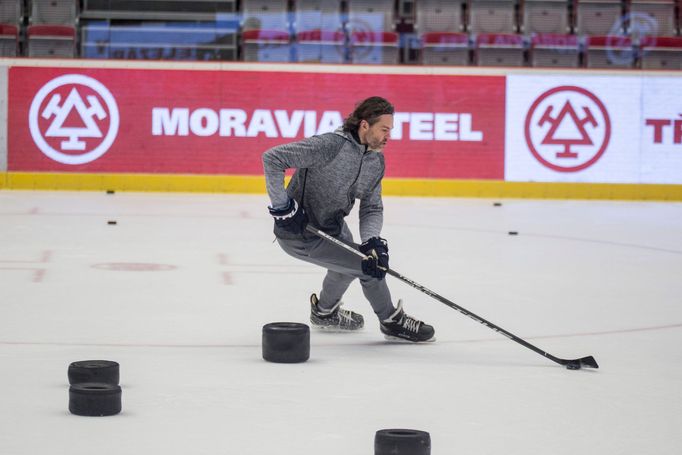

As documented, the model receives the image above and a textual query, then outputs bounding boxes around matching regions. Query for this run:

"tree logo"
[29,74,119,165]
[524,86,611,172]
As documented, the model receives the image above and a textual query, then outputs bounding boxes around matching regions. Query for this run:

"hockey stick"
[306,224,599,370]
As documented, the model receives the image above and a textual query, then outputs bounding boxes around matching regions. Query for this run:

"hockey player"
[262,96,434,342]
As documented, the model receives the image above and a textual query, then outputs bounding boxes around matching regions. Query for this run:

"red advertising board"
[8,66,505,179]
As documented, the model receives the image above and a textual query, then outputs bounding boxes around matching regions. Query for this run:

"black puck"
[106,190,115,194]
[107,220,117,225]
[262,322,310,363]
[69,383,122,416]
[68,360,120,385]
[493,202,502,207]
[375,429,431,455]
[508,231,518,235]
[566,363,581,370]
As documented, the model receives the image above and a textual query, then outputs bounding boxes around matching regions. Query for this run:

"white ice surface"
[0,191,681,455]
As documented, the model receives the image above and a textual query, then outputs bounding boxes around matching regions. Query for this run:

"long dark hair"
[342,96,394,132]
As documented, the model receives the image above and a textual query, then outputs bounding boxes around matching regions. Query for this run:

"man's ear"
[359,119,369,131]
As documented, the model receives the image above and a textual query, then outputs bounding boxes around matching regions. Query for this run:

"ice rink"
[1,190,680,455]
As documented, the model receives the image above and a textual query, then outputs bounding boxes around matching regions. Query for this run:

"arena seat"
[639,36,682,69]
[585,35,634,68]
[294,0,345,63]
[422,32,471,65]
[475,32,525,66]
[242,29,292,61]
[416,0,466,34]
[629,0,677,38]
[350,31,400,64]
[0,0,22,25]
[522,0,571,34]
[80,0,237,21]
[0,24,19,57]
[81,22,239,60]
[530,33,580,67]
[347,0,396,34]
[242,0,291,62]
[416,0,469,65]
[30,0,78,25]
[469,0,517,34]
[27,24,76,58]
[574,0,624,35]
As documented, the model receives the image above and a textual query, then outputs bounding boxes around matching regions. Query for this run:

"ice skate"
[380,300,435,342]
[310,293,364,331]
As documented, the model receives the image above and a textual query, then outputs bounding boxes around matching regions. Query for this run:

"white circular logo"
[29,74,119,165]
[524,86,611,172]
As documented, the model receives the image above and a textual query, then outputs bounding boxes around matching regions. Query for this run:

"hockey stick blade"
[561,356,599,370]
[305,224,600,370]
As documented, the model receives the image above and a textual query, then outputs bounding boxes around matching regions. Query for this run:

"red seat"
[27,25,77,58]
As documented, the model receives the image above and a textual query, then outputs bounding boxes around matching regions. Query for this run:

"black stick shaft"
[305,224,593,368]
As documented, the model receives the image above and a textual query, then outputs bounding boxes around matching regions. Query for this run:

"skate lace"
[400,314,422,333]
[338,308,355,321]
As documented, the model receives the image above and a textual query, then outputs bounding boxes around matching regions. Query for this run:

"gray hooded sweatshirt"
[262,128,384,242]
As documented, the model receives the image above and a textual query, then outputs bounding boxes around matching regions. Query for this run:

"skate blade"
[312,325,363,333]
[383,335,436,343]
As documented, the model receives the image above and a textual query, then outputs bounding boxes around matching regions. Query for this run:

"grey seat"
[469,0,517,34]
[241,0,290,62]
[530,33,580,67]
[522,0,571,34]
[295,0,345,63]
[574,0,624,35]
[30,0,77,25]
[629,0,677,38]
[347,0,396,34]
[0,0,22,25]
[27,25,76,58]
[640,36,682,69]
[0,24,19,57]
[416,0,466,34]
[585,35,634,68]
[476,33,525,66]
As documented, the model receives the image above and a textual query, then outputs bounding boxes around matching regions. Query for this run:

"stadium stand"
[27,24,77,58]
[350,31,400,64]
[469,0,518,34]
[348,0,396,33]
[0,23,19,57]
[422,32,471,65]
[80,0,237,20]
[639,36,682,69]
[347,0,399,64]
[242,0,291,62]
[416,0,466,33]
[0,0,22,25]
[522,0,571,34]
[30,0,78,25]
[629,0,677,38]
[81,21,239,60]
[585,35,635,68]
[530,32,580,67]
[294,0,346,63]
[574,0,625,35]
[417,0,470,65]
[475,32,525,65]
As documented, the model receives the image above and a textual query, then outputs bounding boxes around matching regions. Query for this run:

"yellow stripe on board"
[1,172,682,201]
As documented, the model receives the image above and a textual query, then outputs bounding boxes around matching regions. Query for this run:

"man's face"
[361,114,394,151]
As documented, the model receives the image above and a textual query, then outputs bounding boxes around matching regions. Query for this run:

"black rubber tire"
[375,429,431,455]
[69,383,122,417]
[68,360,120,385]
[262,322,310,363]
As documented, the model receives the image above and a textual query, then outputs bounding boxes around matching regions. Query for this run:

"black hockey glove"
[268,198,308,235]
[359,237,389,280]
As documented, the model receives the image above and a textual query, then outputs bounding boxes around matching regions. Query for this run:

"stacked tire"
[68,360,122,417]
